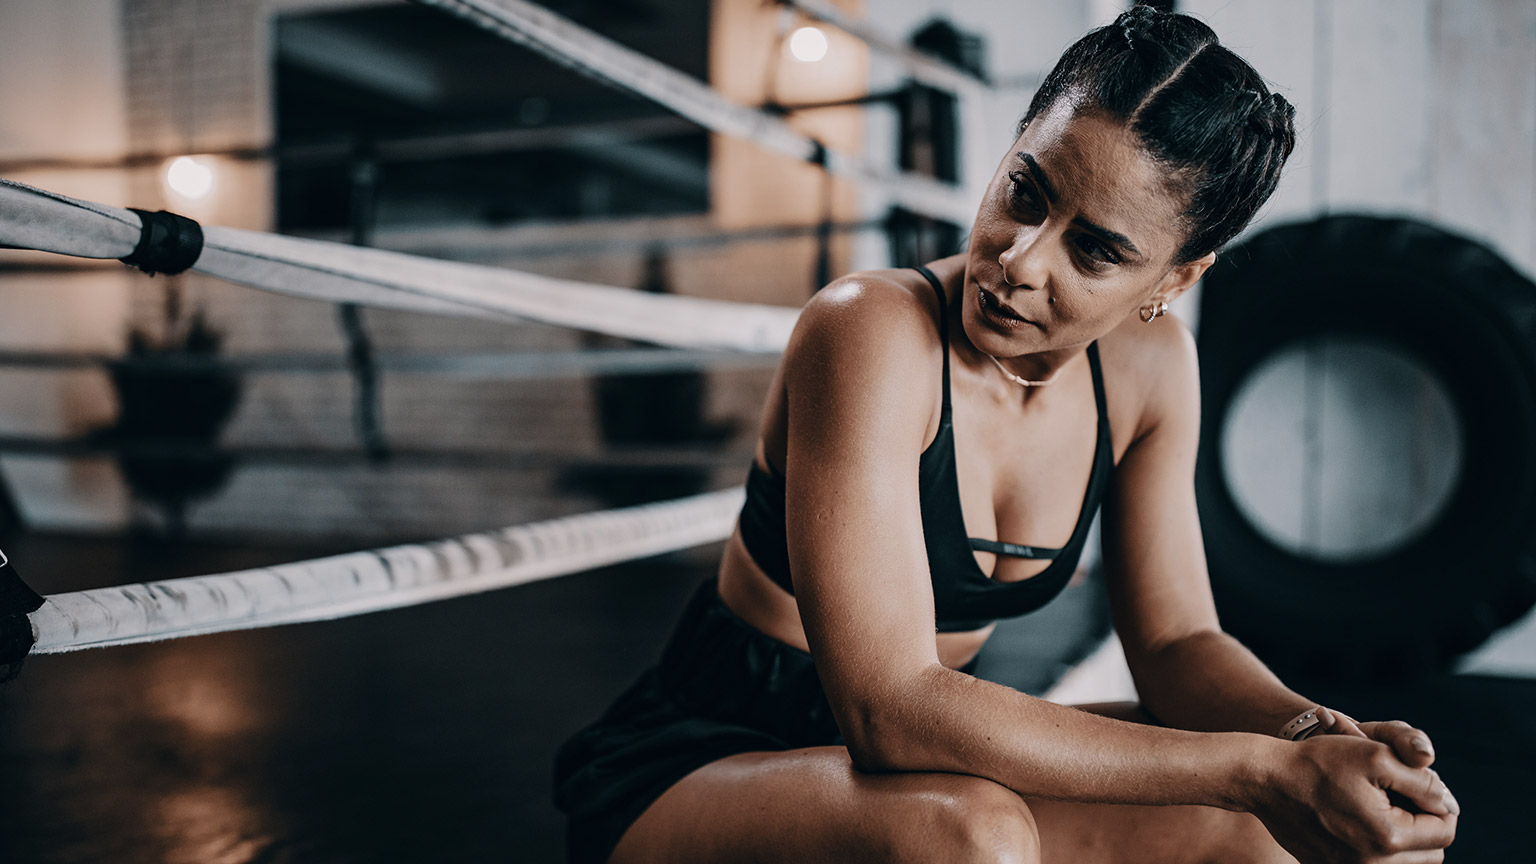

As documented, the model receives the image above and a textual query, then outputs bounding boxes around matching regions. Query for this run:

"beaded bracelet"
[1278,707,1325,741]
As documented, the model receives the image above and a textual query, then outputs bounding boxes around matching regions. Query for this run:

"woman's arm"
[1098,322,1448,757]
[1097,321,1458,814]
[1098,320,1325,737]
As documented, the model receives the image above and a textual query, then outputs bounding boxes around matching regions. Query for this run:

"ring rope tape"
[28,488,745,653]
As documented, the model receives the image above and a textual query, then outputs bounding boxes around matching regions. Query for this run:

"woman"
[556,7,1459,863]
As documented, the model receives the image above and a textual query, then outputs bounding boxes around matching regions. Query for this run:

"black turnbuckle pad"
[0,548,44,683]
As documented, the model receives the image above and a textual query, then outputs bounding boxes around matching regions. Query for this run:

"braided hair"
[1021,4,1297,264]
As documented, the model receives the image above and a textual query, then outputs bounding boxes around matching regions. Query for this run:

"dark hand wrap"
[0,553,42,683]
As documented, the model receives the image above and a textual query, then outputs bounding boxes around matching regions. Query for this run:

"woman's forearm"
[847,662,1284,813]
[1128,629,1316,737]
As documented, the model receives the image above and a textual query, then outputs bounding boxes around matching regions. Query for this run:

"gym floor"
[0,530,1530,863]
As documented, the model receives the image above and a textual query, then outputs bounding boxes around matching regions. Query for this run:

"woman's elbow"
[841,702,912,772]
[835,675,942,773]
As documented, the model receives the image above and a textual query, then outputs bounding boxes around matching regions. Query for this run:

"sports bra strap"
[968,537,1061,560]
[911,265,951,415]
[1086,341,1108,420]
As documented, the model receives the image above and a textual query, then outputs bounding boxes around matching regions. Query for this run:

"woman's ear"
[1155,250,1216,306]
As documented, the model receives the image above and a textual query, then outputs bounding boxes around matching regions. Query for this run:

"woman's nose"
[997,229,1047,289]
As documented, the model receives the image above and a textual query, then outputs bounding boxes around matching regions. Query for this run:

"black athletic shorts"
[553,579,842,863]
[553,578,978,863]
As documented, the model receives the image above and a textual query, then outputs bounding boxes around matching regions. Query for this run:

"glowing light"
[788,26,828,63]
[165,156,214,200]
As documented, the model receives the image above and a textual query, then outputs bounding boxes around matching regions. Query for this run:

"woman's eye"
[1002,172,1120,272]
[1006,171,1040,213]
[1076,236,1121,269]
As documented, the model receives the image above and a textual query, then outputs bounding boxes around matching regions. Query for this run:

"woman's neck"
[942,281,1084,402]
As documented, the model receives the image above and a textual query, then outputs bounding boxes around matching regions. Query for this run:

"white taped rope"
[28,488,744,653]
[0,179,800,353]
[783,0,991,100]
[414,0,973,224]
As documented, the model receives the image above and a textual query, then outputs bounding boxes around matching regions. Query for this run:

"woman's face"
[962,98,1214,358]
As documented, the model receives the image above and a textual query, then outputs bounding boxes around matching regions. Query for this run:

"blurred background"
[0,0,1532,861]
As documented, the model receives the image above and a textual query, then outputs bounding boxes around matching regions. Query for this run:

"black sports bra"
[737,265,1114,632]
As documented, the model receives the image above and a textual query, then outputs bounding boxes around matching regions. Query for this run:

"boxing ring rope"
[413,0,974,224]
[26,488,743,653]
[0,179,800,353]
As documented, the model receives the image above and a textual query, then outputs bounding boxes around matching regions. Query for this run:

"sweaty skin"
[617,101,1458,864]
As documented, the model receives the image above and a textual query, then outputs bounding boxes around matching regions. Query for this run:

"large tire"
[1196,215,1536,681]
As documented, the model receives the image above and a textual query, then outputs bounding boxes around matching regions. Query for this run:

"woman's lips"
[977,285,1039,329]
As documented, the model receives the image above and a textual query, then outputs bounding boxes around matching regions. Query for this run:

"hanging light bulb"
[164,156,214,200]
[788,26,829,63]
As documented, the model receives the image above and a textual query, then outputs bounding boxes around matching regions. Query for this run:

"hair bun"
[1118,4,1162,28]
[1240,89,1295,135]
[1118,4,1164,58]
[1236,87,1265,116]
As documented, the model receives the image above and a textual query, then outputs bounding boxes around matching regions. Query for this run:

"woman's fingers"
[1318,707,1367,738]
[1376,749,1459,818]
[1261,737,1456,863]
[1379,805,1459,855]
[1365,767,1458,858]
[1360,719,1437,768]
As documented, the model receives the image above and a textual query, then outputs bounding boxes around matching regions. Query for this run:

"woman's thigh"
[610,746,1038,864]
[611,737,1296,864]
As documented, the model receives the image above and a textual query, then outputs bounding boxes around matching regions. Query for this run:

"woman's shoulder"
[802,267,943,325]
[781,267,949,431]
[788,267,947,368]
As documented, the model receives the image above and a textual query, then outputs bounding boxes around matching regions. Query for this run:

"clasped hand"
[1256,709,1458,864]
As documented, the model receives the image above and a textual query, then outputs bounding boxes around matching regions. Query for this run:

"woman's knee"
[884,775,1040,864]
